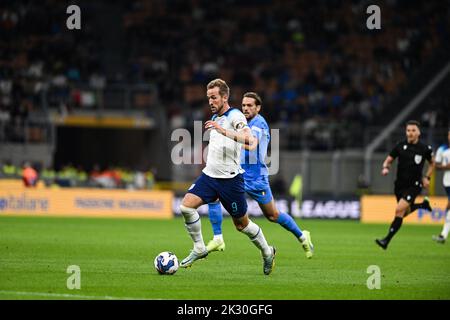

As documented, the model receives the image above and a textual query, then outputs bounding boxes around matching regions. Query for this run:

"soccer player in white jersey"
[179,79,276,275]
[206,92,314,259]
[433,129,450,244]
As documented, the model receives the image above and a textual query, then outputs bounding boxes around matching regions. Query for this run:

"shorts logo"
[403,145,407,150]
[188,184,195,191]
[414,155,422,164]
[407,195,411,201]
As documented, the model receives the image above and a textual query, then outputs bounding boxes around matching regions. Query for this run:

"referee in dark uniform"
[375,120,435,250]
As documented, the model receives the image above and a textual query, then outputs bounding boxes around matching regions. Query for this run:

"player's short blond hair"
[207,79,230,98]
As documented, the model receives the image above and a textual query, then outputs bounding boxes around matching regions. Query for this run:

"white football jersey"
[203,108,248,178]
[435,144,450,186]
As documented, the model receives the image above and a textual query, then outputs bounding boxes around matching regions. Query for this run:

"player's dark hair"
[243,92,262,106]
[406,120,420,128]
[207,79,230,98]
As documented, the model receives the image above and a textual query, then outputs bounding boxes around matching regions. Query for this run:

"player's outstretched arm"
[224,126,256,146]
[243,135,258,151]
[435,159,450,170]
[436,163,450,169]
[204,120,255,145]
[381,155,394,176]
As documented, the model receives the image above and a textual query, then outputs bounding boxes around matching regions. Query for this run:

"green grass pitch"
[0,216,449,300]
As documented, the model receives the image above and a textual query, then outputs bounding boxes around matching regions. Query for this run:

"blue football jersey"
[240,114,270,181]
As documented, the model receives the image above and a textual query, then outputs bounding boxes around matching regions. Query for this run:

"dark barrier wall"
[54,126,171,178]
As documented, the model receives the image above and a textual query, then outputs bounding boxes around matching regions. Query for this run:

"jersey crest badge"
[414,155,422,164]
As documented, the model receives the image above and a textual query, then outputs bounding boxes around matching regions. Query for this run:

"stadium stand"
[0,0,449,192]
[1,0,449,150]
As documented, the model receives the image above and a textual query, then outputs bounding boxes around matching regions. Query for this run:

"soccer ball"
[154,251,178,275]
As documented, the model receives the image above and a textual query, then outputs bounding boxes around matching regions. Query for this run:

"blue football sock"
[276,212,303,238]
[208,201,223,236]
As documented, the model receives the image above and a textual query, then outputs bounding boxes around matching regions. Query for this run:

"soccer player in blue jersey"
[206,92,314,258]
[179,80,276,275]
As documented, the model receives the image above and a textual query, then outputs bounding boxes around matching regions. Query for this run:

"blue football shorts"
[187,173,248,218]
[244,175,273,205]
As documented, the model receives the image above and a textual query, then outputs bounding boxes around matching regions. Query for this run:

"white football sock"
[180,205,206,253]
[213,234,224,243]
[241,220,271,257]
[442,209,450,239]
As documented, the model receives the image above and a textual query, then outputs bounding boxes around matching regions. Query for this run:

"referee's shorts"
[394,181,422,204]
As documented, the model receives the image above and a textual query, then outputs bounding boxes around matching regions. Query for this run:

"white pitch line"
[0,290,162,300]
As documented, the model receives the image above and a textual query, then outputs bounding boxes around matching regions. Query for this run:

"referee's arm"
[422,156,435,189]
[381,155,395,176]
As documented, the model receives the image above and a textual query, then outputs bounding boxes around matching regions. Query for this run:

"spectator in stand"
[1,160,18,178]
[22,161,38,187]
